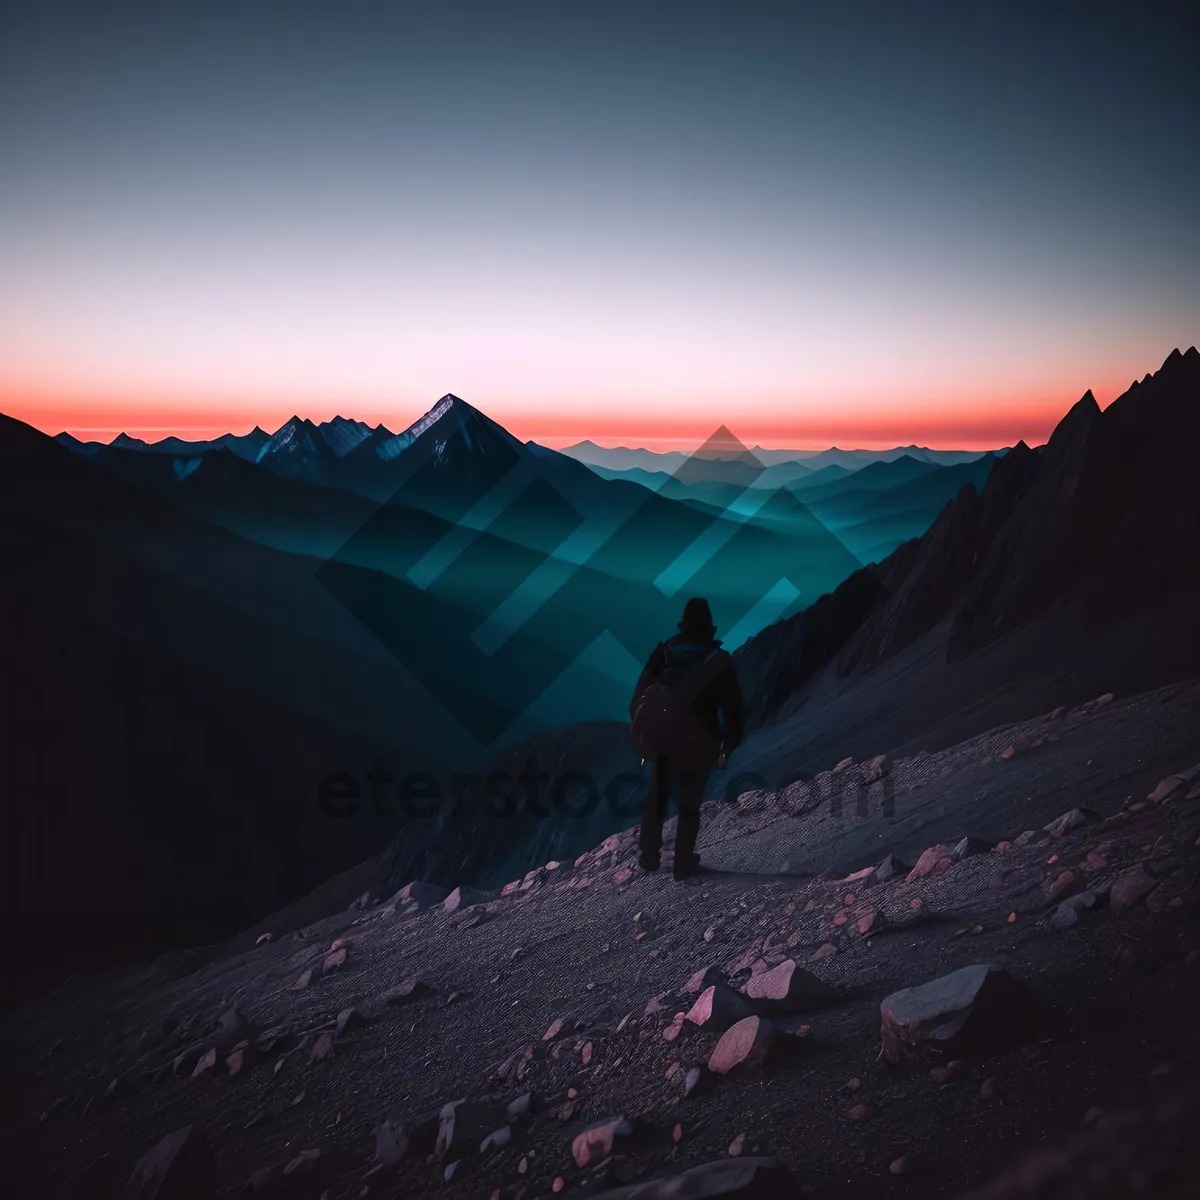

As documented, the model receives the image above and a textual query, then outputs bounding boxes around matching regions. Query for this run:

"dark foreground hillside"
[3,676,1198,1198]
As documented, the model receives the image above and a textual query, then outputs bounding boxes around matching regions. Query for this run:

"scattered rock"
[373,1118,409,1167]
[189,1048,217,1080]
[742,960,839,1013]
[1044,809,1089,838]
[890,1155,914,1176]
[853,909,884,937]
[708,1016,777,1076]
[728,1132,746,1156]
[391,880,449,910]
[375,977,429,1008]
[1148,776,1185,803]
[682,965,724,995]
[880,964,1031,1063]
[336,1007,367,1036]
[572,1117,635,1168]
[908,845,956,880]
[872,853,908,883]
[125,1125,218,1199]
[322,947,347,973]
[435,1100,508,1162]
[480,1125,511,1153]
[685,984,756,1032]
[951,837,989,863]
[1046,870,1080,902]
[809,943,837,962]
[309,1033,333,1063]
[1111,864,1157,913]
[1049,890,1099,929]
[980,1077,996,1099]
[846,1103,872,1121]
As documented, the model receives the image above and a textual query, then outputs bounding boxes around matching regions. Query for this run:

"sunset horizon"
[2,349,1182,453]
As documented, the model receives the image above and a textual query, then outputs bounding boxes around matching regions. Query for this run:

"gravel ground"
[3,680,1199,1199]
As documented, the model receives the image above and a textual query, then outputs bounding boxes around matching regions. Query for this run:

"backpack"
[630,643,726,769]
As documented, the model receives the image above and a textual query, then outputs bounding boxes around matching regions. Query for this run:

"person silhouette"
[629,597,745,880]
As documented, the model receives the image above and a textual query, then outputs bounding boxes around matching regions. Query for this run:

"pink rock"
[309,1032,334,1062]
[708,1016,777,1075]
[809,943,837,961]
[743,959,839,1012]
[443,887,464,912]
[225,1048,245,1077]
[854,910,883,937]
[846,1103,872,1121]
[685,984,755,1031]
[1046,870,1079,902]
[501,881,520,896]
[322,947,347,973]
[190,1047,217,1079]
[613,867,633,885]
[543,1017,570,1041]
[292,968,313,990]
[908,845,956,880]
[571,1117,634,1168]
[1044,808,1089,838]
[728,1132,746,1156]
[682,965,723,994]
[1148,776,1184,803]
[1000,745,1016,760]
[1111,864,1157,913]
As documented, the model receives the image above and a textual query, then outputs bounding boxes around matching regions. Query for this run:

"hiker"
[629,597,745,879]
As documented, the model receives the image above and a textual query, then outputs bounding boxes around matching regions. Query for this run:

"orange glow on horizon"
[0,370,1145,454]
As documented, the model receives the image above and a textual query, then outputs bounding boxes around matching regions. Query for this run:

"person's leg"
[639,757,671,869]
[673,767,710,877]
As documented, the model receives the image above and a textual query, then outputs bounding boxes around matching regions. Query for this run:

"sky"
[1,0,1197,450]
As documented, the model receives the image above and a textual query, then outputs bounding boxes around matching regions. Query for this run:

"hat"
[678,596,716,638]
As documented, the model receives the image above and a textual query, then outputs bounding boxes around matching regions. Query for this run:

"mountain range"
[8,347,1197,997]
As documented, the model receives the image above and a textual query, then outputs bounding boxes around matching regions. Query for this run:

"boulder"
[391,881,449,910]
[1111,864,1157,914]
[124,1125,217,1199]
[1148,776,1185,803]
[742,960,839,1013]
[1044,809,1089,838]
[950,837,990,863]
[880,964,1031,1063]
[708,1016,777,1075]
[682,965,723,995]
[907,845,956,880]
[1048,891,1099,930]
[585,1156,797,1199]
[434,1100,508,1162]
[872,853,908,883]
[372,1119,409,1167]
[862,755,890,783]
[572,1117,636,1168]
[685,984,755,1032]
[374,977,429,1008]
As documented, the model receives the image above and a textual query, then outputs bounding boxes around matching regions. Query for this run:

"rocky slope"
[4,676,1199,1198]
[733,347,1200,762]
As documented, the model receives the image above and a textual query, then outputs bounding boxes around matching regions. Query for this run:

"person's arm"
[719,659,746,755]
[629,643,666,719]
